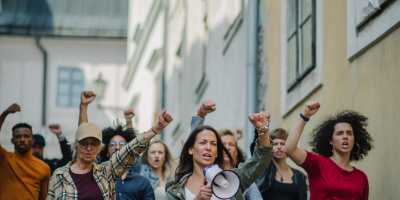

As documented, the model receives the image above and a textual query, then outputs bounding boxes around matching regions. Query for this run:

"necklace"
[278,165,289,182]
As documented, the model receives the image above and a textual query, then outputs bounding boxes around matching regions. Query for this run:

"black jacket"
[44,139,72,174]
[255,162,307,200]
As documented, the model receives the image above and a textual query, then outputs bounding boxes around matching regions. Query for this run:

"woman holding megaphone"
[166,111,273,200]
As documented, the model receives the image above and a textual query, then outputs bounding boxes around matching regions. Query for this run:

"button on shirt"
[115,170,155,200]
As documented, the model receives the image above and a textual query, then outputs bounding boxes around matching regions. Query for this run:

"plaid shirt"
[47,133,148,200]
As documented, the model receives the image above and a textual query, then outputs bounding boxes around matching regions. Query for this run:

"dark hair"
[236,147,245,167]
[99,123,136,162]
[270,128,289,140]
[250,129,258,156]
[309,110,373,162]
[174,125,234,183]
[12,123,32,136]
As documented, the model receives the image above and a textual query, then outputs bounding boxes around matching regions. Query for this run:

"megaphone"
[203,164,240,199]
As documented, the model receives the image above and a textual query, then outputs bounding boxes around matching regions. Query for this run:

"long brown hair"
[174,125,234,183]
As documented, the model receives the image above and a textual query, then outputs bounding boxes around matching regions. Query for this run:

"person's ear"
[329,139,332,146]
[189,147,193,155]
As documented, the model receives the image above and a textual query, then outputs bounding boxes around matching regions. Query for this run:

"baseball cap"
[75,123,102,142]
[33,134,46,146]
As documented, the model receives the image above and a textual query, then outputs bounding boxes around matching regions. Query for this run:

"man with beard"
[0,103,50,200]
[32,124,72,174]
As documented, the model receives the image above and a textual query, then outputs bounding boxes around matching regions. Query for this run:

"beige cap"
[75,123,102,142]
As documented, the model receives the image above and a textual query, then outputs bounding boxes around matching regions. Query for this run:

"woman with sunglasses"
[47,91,173,200]
[98,123,155,200]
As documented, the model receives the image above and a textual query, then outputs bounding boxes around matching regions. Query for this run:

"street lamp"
[93,73,107,100]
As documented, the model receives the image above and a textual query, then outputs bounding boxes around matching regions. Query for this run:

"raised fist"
[48,124,62,136]
[81,91,96,105]
[124,108,135,119]
[4,103,21,114]
[248,111,270,129]
[303,101,320,118]
[199,100,216,115]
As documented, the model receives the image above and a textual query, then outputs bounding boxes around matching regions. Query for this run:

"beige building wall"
[261,0,400,199]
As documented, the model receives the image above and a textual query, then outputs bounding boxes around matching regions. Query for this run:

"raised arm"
[191,100,216,131]
[124,108,135,129]
[0,103,21,132]
[48,124,72,164]
[285,101,320,165]
[78,91,96,126]
[248,111,271,147]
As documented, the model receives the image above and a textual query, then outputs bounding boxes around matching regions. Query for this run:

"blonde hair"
[141,140,176,180]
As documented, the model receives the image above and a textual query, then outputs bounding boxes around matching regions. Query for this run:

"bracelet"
[151,127,161,134]
[197,110,207,118]
[300,113,310,122]
[126,118,131,122]
[57,134,65,141]
[257,121,270,135]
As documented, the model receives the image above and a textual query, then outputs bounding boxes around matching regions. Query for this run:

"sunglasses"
[109,141,127,147]
[79,141,101,149]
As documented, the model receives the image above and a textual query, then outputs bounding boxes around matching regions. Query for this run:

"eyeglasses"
[79,141,101,149]
[109,141,127,148]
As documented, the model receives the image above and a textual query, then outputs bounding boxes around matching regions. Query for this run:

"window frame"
[286,0,316,92]
[280,0,323,117]
[56,67,84,107]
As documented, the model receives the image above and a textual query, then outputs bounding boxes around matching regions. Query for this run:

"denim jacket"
[165,139,273,200]
[131,157,173,189]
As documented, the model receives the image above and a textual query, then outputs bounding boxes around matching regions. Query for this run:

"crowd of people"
[0,91,373,200]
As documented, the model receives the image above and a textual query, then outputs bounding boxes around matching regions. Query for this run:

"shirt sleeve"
[108,133,149,181]
[362,173,369,200]
[59,139,72,166]
[190,116,204,131]
[40,165,51,200]
[300,150,320,175]
[233,139,273,192]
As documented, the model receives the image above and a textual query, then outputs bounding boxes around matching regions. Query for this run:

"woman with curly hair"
[99,124,155,199]
[285,101,373,200]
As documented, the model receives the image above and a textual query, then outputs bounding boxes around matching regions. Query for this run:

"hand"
[48,124,62,136]
[248,111,270,128]
[302,101,320,118]
[124,108,135,119]
[4,103,21,114]
[81,91,96,105]
[199,100,216,115]
[154,109,173,131]
[194,183,212,200]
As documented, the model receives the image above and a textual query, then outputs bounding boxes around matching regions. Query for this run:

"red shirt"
[301,151,369,200]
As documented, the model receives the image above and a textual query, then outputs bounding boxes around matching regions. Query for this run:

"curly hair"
[99,123,137,162]
[309,110,373,162]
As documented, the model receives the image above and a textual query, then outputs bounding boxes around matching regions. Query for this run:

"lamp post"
[93,73,107,101]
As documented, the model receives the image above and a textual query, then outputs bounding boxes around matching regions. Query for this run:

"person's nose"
[116,144,121,150]
[343,133,348,139]
[224,144,230,150]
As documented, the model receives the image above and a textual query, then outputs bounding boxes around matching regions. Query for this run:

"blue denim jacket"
[132,157,173,189]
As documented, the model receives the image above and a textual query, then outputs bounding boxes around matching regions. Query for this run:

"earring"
[352,143,360,154]
[332,144,334,153]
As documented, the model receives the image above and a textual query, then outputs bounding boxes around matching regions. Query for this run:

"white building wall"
[0,36,128,159]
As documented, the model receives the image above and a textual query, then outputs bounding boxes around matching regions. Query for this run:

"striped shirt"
[47,133,148,200]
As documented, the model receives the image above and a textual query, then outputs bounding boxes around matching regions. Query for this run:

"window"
[57,68,84,107]
[286,0,315,91]
[347,0,399,60]
[281,0,322,116]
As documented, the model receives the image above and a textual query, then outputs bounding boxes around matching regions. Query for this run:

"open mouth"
[275,151,283,156]
[203,153,211,160]
[342,142,349,148]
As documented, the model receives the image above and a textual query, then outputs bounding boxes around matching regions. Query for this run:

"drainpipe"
[35,36,47,128]
[245,0,258,158]
[161,0,169,139]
